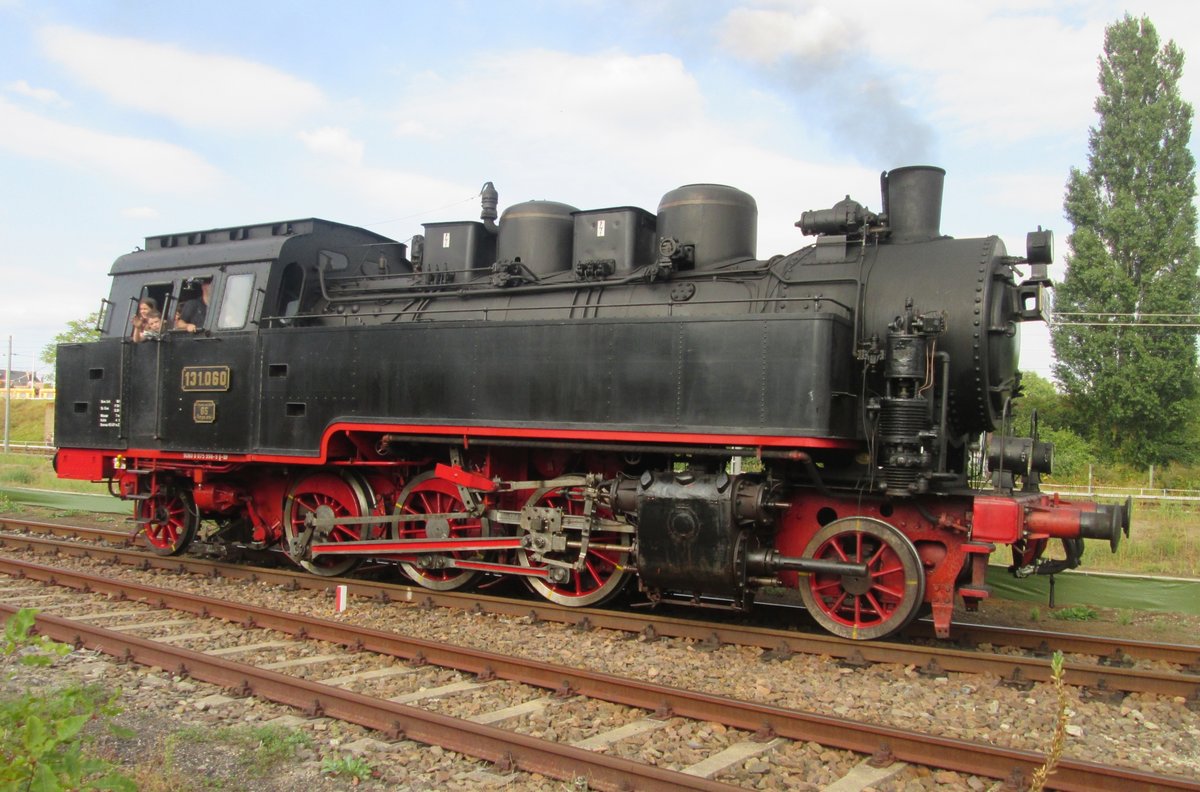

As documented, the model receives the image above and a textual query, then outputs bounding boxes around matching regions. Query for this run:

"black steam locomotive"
[54,166,1128,640]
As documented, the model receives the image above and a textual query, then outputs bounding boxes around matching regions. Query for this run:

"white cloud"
[38,25,325,132]
[394,119,437,139]
[722,6,851,64]
[383,49,729,209]
[718,1,1105,144]
[0,97,221,191]
[302,160,492,237]
[358,48,879,253]
[122,206,159,219]
[5,79,67,106]
[979,170,1070,221]
[298,127,364,165]
[396,49,707,153]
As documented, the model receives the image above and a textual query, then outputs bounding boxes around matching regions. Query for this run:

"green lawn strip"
[0,486,129,514]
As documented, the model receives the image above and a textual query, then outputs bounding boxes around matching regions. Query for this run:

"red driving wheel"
[394,472,488,591]
[516,485,631,607]
[798,517,926,640]
[282,471,372,577]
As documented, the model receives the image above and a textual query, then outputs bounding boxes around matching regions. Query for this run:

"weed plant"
[1050,605,1099,621]
[1029,651,1068,792]
[0,608,134,791]
[321,755,375,783]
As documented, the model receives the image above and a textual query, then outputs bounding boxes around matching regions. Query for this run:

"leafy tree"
[1009,372,1069,434]
[40,312,101,369]
[1010,373,1096,479]
[1051,14,1199,467]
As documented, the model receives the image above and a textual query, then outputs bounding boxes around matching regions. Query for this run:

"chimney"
[882,166,945,243]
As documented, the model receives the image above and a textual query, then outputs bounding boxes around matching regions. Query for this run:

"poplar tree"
[1051,14,1199,466]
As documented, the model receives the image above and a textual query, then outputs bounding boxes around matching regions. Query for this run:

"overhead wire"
[1047,310,1200,328]
[364,187,487,229]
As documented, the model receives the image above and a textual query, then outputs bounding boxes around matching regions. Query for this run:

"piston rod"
[746,549,870,578]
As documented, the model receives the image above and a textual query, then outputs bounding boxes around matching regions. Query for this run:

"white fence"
[2,443,55,456]
[1042,483,1200,504]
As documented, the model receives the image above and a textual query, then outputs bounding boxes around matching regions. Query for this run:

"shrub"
[1039,426,1095,480]
[0,608,135,791]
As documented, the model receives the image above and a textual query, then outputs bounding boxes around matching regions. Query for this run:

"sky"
[1,0,1198,383]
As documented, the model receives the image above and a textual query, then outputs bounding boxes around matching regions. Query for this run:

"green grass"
[0,453,110,494]
[172,724,311,773]
[1074,501,1200,577]
[124,724,315,791]
[0,398,55,444]
[1082,462,1200,491]
[0,466,35,485]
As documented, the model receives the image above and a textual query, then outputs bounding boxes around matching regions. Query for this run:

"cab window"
[217,273,255,330]
[277,262,305,320]
[138,284,173,322]
[130,283,172,341]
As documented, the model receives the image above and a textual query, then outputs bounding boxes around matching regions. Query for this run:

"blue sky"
[2,0,1197,382]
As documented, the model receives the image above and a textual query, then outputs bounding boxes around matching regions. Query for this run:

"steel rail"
[3,522,1198,677]
[0,556,1195,791]
[0,602,735,792]
[909,619,1200,669]
[2,526,1199,694]
[0,518,137,544]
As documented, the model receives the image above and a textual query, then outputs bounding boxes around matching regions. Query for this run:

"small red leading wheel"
[138,486,198,556]
[798,517,926,640]
[393,472,489,591]
[516,485,631,607]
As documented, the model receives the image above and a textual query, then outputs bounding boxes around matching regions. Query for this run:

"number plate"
[193,400,217,423]
[181,365,231,392]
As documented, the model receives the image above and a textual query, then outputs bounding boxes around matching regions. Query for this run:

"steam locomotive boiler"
[53,165,1129,640]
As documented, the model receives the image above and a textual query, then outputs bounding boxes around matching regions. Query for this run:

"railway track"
[1,517,1197,701]
[2,553,1197,790]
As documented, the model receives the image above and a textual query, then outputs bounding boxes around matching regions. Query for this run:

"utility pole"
[4,335,11,453]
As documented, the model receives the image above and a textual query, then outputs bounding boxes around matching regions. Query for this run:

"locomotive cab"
[56,219,406,461]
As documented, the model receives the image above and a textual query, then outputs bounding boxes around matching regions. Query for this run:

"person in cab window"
[175,279,211,333]
[131,297,163,343]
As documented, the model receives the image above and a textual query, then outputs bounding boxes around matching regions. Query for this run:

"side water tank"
[657,185,757,269]
[497,200,578,278]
